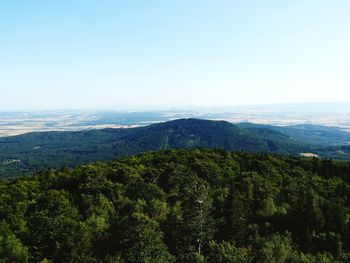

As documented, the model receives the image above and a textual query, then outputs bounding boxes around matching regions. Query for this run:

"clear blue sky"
[1,0,349,110]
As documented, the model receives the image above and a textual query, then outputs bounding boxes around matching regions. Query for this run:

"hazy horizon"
[0,101,350,112]
[1,101,350,137]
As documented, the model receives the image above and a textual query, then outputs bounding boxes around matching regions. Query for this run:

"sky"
[0,0,350,110]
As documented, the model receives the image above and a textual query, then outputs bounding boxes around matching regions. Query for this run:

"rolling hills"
[1,118,350,178]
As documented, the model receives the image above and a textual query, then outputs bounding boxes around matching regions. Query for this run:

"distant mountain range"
[1,118,350,178]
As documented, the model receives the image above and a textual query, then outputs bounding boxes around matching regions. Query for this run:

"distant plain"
[1,102,350,137]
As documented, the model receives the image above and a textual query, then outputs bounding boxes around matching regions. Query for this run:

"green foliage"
[207,241,253,263]
[0,221,28,263]
[120,212,175,263]
[1,149,350,262]
[257,233,299,263]
[3,118,350,179]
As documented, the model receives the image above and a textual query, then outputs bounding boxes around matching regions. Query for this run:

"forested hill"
[1,149,350,262]
[1,118,350,178]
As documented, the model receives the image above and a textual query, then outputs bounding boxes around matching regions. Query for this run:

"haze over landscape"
[1,1,350,263]
[1,102,350,137]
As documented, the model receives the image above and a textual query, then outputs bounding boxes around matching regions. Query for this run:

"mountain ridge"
[1,118,350,178]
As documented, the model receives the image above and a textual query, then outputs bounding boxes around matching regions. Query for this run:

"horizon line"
[0,101,350,112]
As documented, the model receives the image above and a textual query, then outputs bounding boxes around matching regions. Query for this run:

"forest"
[2,118,350,179]
[1,149,350,262]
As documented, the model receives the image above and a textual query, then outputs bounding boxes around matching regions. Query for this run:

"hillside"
[0,119,309,178]
[239,122,350,147]
[112,119,307,155]
[1,149,350,262]
[1,118,350,178]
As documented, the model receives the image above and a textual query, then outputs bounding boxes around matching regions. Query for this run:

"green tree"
[0,221,28,263]
[257,233,299,263]
[120,212,175,263]
[25,190,82,262]
[207,241,253,263]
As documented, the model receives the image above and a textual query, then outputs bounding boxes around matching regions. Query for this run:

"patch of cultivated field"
[1,107,350,137]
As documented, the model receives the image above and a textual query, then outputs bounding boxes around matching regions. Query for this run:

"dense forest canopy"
[1,149,350,262]
[1,118,350,179]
